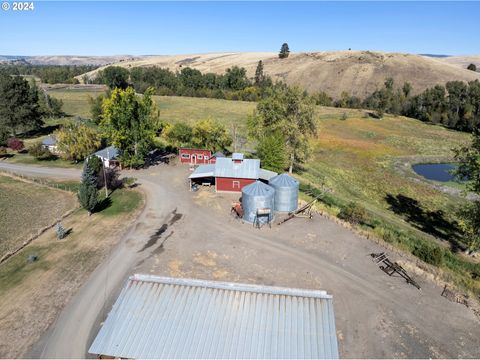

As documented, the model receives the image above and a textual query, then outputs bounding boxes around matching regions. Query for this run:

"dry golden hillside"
[78,51,480,98]
[435,55,480,71]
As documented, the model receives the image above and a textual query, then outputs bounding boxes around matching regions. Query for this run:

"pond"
[412,163,459,182]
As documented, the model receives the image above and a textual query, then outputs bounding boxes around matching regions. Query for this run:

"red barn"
[179,148,212,164]
[188,153,277,192]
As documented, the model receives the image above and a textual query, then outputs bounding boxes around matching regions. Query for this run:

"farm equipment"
[231,201,243,219]
[370,252,421,290]
[253,208,272,229]
[277,197,319,225]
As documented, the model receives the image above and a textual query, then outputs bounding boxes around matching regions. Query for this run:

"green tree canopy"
[191,118,232,152]
[98,66,129,90]
[256,131,288,173]
[163,122,193,148]
[55,122,102,161]
[248,86,317,173]
[101,87,160,167]
[0,73,42,136]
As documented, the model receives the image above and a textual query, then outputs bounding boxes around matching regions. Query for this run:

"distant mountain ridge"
[0,55,139,66]
[76,51,480,98]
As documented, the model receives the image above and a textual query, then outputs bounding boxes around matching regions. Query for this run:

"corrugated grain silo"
[269,173,299,212]
[241,181,275,224]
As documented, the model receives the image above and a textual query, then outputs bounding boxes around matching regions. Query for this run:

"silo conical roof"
[269,173,299,188]
[242,180,275,196]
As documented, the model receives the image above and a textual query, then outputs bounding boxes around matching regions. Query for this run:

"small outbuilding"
[178,148,212,164]
[89,275,339,359]
[42,135,58,153]
[93,146,120,168]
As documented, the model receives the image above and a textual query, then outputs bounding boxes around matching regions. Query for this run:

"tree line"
[0,64,98,84]
[93,62,274,102]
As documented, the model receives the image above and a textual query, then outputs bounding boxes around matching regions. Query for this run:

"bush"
[28,142,54,160]
[412,243,444,266]
[338,201,369,225]
[340,112,348,120]
[0,146,7,157]
[7,137,24,151]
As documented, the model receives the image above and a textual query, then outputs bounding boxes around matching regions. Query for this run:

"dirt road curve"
[1,162,478,358]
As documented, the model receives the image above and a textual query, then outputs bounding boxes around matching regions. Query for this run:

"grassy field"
[45,88,479,293]
[0,175,76,259]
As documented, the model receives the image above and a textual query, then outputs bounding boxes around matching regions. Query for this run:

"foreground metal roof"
[89,275,339,359]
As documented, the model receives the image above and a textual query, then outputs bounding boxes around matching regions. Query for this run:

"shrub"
[7,137,24,151]
[0,146,7,157]
[340,112,348,120]
[412,243,444,266]
[28,142,54,160]
[338,201,369,225]
[56,222,67,240]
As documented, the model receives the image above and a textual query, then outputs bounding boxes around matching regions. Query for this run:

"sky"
[0,1,479,56]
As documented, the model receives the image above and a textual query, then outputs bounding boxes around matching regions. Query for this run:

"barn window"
[233,181,240,189]
[198,155,203,160]
[181,153,190,159]
[204,156,209,160]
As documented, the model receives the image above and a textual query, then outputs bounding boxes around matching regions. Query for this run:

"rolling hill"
[434,55,480,71]
[77,51,480,98]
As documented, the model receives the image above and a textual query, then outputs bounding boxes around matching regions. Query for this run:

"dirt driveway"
[2,162,477,358]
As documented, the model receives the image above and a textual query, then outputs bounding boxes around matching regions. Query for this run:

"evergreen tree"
[254,60,265,86]
[78,161,98,215]
[279,43,290,59]
[467,63,477,72]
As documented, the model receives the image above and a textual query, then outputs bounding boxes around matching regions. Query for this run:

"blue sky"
[0,1,479,56]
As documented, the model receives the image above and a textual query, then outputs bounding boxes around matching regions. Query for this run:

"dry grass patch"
[0,175,76,259]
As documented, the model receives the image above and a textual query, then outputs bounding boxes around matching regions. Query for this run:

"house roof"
[212,151,225,158]
[94,146,119,160]
[42,136,56,146]
[88,275,339,359]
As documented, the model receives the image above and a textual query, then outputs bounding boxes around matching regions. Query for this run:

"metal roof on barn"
[89,275,339,359]
[189,164,216,179]
[94,146,119,160]
[214,157,260,179]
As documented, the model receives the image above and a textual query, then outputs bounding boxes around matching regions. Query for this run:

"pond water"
[412,163,458,182]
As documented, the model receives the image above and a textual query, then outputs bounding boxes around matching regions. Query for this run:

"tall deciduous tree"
[98,66,129,90]
[454,128,480,252]
[0,72,42,136]
[248,86,317,173]
[279,43,290,59]
[163,122,193,148]
[191,118,232,152]
[78,161,98,216]
[101,87,160,167]
[256,131,288,173]
[55,122,102,161]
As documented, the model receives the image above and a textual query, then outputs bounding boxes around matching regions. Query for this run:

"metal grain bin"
[241,181,275,224]
[269,173,299,212]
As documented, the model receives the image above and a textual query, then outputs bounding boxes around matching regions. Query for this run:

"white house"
[42,135,58,153]
[93,146,120,167]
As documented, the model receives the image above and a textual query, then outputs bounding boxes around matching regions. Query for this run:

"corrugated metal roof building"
[188,154,278,192]
[89,275,339,359]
